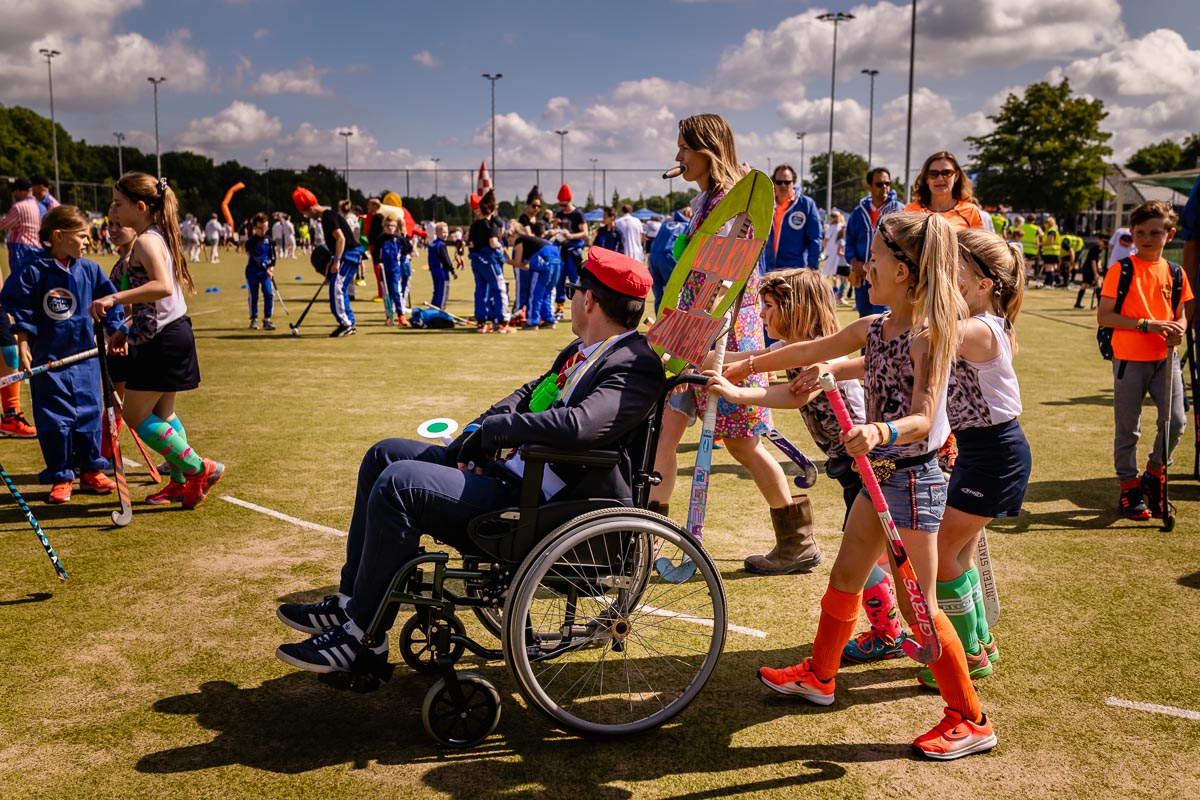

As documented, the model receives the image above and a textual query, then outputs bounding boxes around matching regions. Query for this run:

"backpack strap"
[1168,259,1184,314]
[1112,257,1136,315]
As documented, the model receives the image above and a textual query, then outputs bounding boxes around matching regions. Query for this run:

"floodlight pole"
[482,73,502,180]
[39,49,62,198]
[904,0,917,199]
[818,11,855,218]
[147,76,167,178]
[796,131,806,189]
[432,157,441,220]
[113,132,125,177]
[862,69,879,166]
[339,130,353,201]
[555,130,569,186]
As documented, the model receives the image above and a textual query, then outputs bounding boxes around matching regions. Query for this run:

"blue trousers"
[527,260,559,325]
[246,268,274,319]
[328,249,364,327]
[648,256,675,314]
[430,267,449,309]
[515,268,533,316]
[339,438,520,629]
[382,258,410,317]
[855,278,888,317]
[470,250,509,324]
[555,246,583,304]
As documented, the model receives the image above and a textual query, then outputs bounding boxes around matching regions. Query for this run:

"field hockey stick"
[1188,327,1199,480]
[380,262,394,324]
[0,461,68,580]
[1162,348,1177,532]
[289,276,330,336]
[423,303,471,326]
[764,428,819,488]
[94,323,132,527]
[270,277,290,317]
[975,528,999,626]
[819,372,939,664]
[0,348,98,388]
[655,309,734,584]
[124,422,161,483]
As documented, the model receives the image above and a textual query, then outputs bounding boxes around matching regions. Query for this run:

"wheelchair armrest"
[521,445,620,467]
[666,373,711,393]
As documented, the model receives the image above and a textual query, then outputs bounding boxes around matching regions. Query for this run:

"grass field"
[1,247,1198,799]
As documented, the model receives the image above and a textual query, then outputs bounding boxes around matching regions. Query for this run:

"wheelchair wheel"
[421,672,502,747]
[501,508,726,738]
[399,612,466,675]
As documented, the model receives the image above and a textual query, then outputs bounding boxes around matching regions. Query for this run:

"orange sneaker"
[80,470,117,494]
[913,708,997,760]
[146,480,188,505]
[1,411,37,438]
[48,481,73,504]
[181,459,225,510]
[757,657,835,705]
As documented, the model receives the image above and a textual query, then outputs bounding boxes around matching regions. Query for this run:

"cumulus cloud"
[251,62,332,96]
[253,28,270,40]
[412,50,439,67]
[0,1,210,112]
[177,101,282,154]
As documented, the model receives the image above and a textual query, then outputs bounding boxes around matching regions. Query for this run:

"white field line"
[123,457,141,468]
[638,604,767,639]
[1106,697,1200,721]
[221,495,347,537]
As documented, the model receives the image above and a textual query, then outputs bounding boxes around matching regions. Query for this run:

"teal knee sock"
[936,573,981,656]
[965,566,991,644]
[165,415,187,483]
[136,414,203,477]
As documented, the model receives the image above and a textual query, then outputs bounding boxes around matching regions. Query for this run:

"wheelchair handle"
[666,373,712,393]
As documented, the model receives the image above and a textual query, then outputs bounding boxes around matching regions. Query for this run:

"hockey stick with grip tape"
[0,348,98,388]
[819,372,939,664]
[0,462,68,580]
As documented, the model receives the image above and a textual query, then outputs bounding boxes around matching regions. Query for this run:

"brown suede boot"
[744,495,822,575]
[647,500,670,518]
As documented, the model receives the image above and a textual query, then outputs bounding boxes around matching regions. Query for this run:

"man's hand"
[455,427,496,474]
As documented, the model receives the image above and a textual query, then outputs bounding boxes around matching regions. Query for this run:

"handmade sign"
[648,169,773,375]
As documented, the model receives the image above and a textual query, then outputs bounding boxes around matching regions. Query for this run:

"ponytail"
[115,172,194,294]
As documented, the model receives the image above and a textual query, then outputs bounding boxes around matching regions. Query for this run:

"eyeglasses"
[927,169,957,179]
[873,181,891,187]
[564,281,584,299]
[773,179,794,186]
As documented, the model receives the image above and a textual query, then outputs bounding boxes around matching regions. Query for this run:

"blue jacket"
[244,234,276,273]
[764,192,822,271]
[844,191,904,265]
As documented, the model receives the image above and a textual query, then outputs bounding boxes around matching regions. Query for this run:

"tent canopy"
[632,208,665,221]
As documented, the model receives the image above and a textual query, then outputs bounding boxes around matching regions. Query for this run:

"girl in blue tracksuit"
[376,216,414,325]
[427,222,455,309]
[508,222,561,328]
[0,205,123,502]
[467,190,511,333]
[244,212,277,330]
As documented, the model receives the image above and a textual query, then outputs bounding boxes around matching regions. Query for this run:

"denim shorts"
[858,458,946,532]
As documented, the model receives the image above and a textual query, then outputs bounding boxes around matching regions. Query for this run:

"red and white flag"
[476,160,492,195]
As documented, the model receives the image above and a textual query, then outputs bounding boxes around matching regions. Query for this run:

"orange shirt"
[773,192,793,254]
[868,207,882,228]
[1101,254,1194,362]
[903,201,984,231]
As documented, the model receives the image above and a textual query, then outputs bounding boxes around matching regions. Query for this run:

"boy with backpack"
[1097,200,1192,520]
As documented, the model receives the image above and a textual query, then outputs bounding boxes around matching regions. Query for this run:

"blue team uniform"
[426,238,453,309]
[0,250,123,482]
[244,233,276,320]
[377,233,413,319]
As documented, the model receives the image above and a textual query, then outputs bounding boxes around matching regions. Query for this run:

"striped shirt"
[2,197,41,247]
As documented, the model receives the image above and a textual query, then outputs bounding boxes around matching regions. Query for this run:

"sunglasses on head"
[927,169,956,179]
[774,179,794,186]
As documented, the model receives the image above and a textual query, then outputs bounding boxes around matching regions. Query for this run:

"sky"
[3,0,1199,201]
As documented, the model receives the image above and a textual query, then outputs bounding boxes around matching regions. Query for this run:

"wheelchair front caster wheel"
[421,672,502,747]
[399,612,466,675]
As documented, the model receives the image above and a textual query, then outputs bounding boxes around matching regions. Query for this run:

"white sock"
[343,619,388,653]
[337,593,350,610]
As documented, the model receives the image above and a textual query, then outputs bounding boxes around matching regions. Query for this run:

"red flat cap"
[557,184,572,203]
[292,187,317,213]
[583,247,652,299]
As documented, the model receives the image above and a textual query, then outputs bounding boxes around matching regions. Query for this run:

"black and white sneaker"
[277,594,349,634]
[276,624,388,674]
[329,325,348,338]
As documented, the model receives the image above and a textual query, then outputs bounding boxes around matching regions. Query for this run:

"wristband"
[872,421,888,444]
[1137,318,1148,333]
[885,421,900,446]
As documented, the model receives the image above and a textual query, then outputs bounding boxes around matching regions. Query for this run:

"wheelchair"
[320,374,727,747]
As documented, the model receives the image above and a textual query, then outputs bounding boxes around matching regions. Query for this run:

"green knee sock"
[966,566,992,645]
[165,415,187,483]
[136,414,203,477]
[936,573,981,656]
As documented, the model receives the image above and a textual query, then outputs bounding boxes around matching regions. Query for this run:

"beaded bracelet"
[748,353,756,374]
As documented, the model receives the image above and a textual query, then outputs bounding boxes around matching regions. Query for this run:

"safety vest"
[1042,226,1061,257]
[990,213,1009,235]
[1063,234,1084,257]
[1018,223,1041,256]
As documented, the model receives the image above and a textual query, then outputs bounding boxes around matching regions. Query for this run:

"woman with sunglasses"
[904,152,985,231]
[649,113,823,576]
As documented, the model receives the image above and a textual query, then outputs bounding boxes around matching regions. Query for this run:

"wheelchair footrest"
[318,661,396,693]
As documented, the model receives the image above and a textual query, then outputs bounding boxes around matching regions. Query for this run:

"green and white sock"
[936,573,982,656]
[966,566,992,645]
[136,414,203,477]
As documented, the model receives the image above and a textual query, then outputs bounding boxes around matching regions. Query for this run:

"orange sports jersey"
[903,201,984,231]
[1101,255,1194,362]
[773,194,791,254]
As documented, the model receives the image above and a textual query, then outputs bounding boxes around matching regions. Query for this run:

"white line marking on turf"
[123,456,141,468]
[220,495,347,537]
[638,604,767,639]
[1106,697,1200,721]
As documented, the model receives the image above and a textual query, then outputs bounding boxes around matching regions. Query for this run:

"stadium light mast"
[482,73,503,181]
[554,130,569,186]
[147,76,167,178]
[817,11,854,218]
[40,49,62,198]
[113,132,126,177]
[862,69,880,166]
[339,130,353,200]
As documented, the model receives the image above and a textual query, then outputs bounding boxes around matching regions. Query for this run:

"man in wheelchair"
[275,247,665,675]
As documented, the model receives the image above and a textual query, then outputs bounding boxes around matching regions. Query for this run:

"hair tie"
[158,176,168,195]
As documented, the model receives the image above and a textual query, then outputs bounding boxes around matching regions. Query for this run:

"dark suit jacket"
[468,332,665,504]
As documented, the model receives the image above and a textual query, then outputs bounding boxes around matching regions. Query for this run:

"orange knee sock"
[1,383,19,414]
[811,585,863,681]
[922,611,983,722]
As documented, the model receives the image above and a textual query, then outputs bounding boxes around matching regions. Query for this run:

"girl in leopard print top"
[732,212,998,761]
